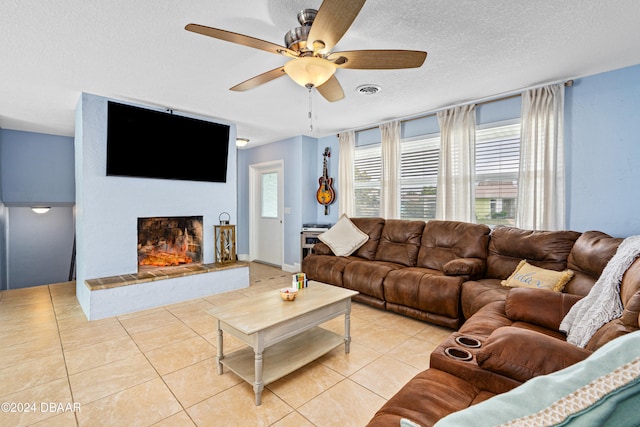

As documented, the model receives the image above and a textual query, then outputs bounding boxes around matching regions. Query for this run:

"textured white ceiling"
[1,0,639,146]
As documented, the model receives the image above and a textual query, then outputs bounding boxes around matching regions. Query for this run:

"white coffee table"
[206,281,358,405]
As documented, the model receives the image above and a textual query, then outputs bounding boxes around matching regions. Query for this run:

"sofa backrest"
[586,257,640,351]
[485,226,581,280]
[565,231,622,296]
[351,217,386,260]
[374,219,425,266]
[417,220,491,270]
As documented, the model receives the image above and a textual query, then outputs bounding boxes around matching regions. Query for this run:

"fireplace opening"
[138,216,203,271]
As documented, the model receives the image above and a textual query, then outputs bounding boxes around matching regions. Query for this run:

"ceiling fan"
[185,0,427,102]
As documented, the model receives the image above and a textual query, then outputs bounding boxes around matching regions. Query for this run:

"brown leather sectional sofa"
[301,219,640,426]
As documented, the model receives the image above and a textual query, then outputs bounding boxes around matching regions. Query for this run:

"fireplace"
[137,216,203,271]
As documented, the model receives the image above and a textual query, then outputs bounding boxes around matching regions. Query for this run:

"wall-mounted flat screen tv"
[106,101,230,183]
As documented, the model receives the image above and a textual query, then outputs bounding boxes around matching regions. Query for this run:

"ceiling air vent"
[356,84,382,95]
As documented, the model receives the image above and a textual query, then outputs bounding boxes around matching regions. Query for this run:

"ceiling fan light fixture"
[284,57,337,88]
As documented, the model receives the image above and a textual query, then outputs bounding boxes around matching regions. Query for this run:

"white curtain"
[338,131,356,217]
[380,121,401,219]
[436,105,476,222]
[517,84,565,230]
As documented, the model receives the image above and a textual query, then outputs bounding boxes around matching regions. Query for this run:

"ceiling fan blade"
[328,50,427,69]
[185,23,297,57]
[230,67,287,91]
[307,0,366,54]
[317,75,345,102]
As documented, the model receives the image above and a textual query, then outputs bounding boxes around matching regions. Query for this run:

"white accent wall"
[74,93,239,319]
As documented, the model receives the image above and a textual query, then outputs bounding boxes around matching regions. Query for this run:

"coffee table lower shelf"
[221,326,344,386]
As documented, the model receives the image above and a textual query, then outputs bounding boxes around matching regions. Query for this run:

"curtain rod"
[338,79,574,136]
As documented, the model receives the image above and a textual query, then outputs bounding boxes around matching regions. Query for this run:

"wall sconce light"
[31,207,51,214]
[236,138,249,147]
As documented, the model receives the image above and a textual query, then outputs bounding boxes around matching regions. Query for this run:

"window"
[354,144,381,217]
[474,122,520,226]
[261,172,278,218]
[400,135,440,220]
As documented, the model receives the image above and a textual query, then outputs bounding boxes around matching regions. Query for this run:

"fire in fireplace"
[137,216,203,270]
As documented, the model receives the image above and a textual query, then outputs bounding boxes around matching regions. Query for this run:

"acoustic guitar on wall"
[316,147,335,215]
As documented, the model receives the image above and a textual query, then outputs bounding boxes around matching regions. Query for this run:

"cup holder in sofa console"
[455,336,481,348]
[444,347,473,361]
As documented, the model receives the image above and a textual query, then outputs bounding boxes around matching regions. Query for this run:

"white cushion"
[318,214,368,257]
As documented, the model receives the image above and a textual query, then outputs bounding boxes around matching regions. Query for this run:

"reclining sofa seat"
[460,230,623,339]
[342,219,425,308]
[366,230,640,427]
[383,221,490,328]
[301,217,385,289]
[303,218,490,326]
[460,225,581,320]
[367,246,640,427]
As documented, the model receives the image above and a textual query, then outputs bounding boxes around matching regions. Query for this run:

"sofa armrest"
[443,258,485,276]
[476,327,591,382]
[504,287,582,331]
[312,242,334,256]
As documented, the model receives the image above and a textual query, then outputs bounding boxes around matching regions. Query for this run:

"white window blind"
[354,144,381,217]
[400,135,440,220]
[474,122,520,225]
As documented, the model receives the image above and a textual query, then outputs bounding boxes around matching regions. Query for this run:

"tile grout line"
[49,284,81,427]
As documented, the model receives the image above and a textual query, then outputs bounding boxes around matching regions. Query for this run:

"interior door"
[250,162,283,266]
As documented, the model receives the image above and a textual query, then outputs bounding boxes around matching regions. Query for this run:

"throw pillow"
[318,214,369,257]
[502,259,574,292]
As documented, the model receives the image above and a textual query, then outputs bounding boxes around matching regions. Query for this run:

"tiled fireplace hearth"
[79,215,249,320]
[83,261,249,320]
[85,262,244,291]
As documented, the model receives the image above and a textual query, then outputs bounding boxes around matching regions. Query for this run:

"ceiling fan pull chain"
[307,84,313,132]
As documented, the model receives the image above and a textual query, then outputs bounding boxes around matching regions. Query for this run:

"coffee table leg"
[216,320,224,374]
[345,303,352,354]
[254,351,264,406]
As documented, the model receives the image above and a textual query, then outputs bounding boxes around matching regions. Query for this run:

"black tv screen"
[106,101,230,183]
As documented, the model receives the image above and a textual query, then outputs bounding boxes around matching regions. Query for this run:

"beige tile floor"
[0,263,453,427]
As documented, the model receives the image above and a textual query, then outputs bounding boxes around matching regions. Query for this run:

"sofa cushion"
[383,267,463,320]
[476,327,591,383]
[366,368,492,427]
[417,220,490,271]
[501,259,574,292]
[301,254,355,287]
[343,260,403,301]
[504,287,582,331]
[486,226,581,280]
[586,257,640,351]
[460,279,510,320]
[318,214,369,256]
[351,217,386,260]
[433,331,640,427]
[310,241,332,255]
[374,219,425,266]
[442,258,485,276]
[566,230,622,296]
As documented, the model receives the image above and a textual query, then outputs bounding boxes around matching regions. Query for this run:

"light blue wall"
[565,64,640,236]
[315,135,340,223]
[237,135,307,269]
[0,128,75,289]
[0,129,75,206]
[7,206,74,288]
